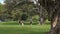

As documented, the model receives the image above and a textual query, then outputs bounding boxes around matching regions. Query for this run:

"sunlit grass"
[0,20,51,34]
[0,25,50,34]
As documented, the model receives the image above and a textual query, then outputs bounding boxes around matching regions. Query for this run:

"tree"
[47,0,60,34]
[4,0,60,33]
[4,0,48,25]
[4,0,35,25]
[39,0,60,34]
[0,3,7,21]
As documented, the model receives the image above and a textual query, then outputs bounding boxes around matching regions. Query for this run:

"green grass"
[0,25,50,34]
[0,21,50,34]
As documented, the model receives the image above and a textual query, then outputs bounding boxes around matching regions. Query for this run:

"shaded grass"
[0,21,19,25]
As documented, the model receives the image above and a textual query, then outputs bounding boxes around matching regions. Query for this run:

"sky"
[0,0,4,4]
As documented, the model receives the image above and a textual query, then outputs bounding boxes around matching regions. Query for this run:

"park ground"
[0,21,50,34]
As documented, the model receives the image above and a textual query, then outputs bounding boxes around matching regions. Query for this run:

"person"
[21,14,28,21]
[20,14,28,26]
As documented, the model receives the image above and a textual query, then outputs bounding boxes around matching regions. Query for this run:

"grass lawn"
[0,25,50,34]
[0,21,50,34]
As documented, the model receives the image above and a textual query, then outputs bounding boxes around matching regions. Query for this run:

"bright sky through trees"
[0,0,4,4]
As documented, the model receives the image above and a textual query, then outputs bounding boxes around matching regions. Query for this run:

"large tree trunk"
[48,0,60,34]
[48,14,60,34]
[48,15,58,34]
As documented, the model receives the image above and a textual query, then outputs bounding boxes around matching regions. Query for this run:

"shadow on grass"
[29,32,48,34]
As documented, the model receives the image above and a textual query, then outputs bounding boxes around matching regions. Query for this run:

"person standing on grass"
[20,13,28,26]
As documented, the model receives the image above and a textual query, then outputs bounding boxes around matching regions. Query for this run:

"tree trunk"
[51,16,58,28]
[48,0,60,34]
[30,16,32,25]
[39,16,45,25]
[38,4,44,25]
[48,15,60,34]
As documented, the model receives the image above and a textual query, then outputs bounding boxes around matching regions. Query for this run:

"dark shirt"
[21,14,28,21]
